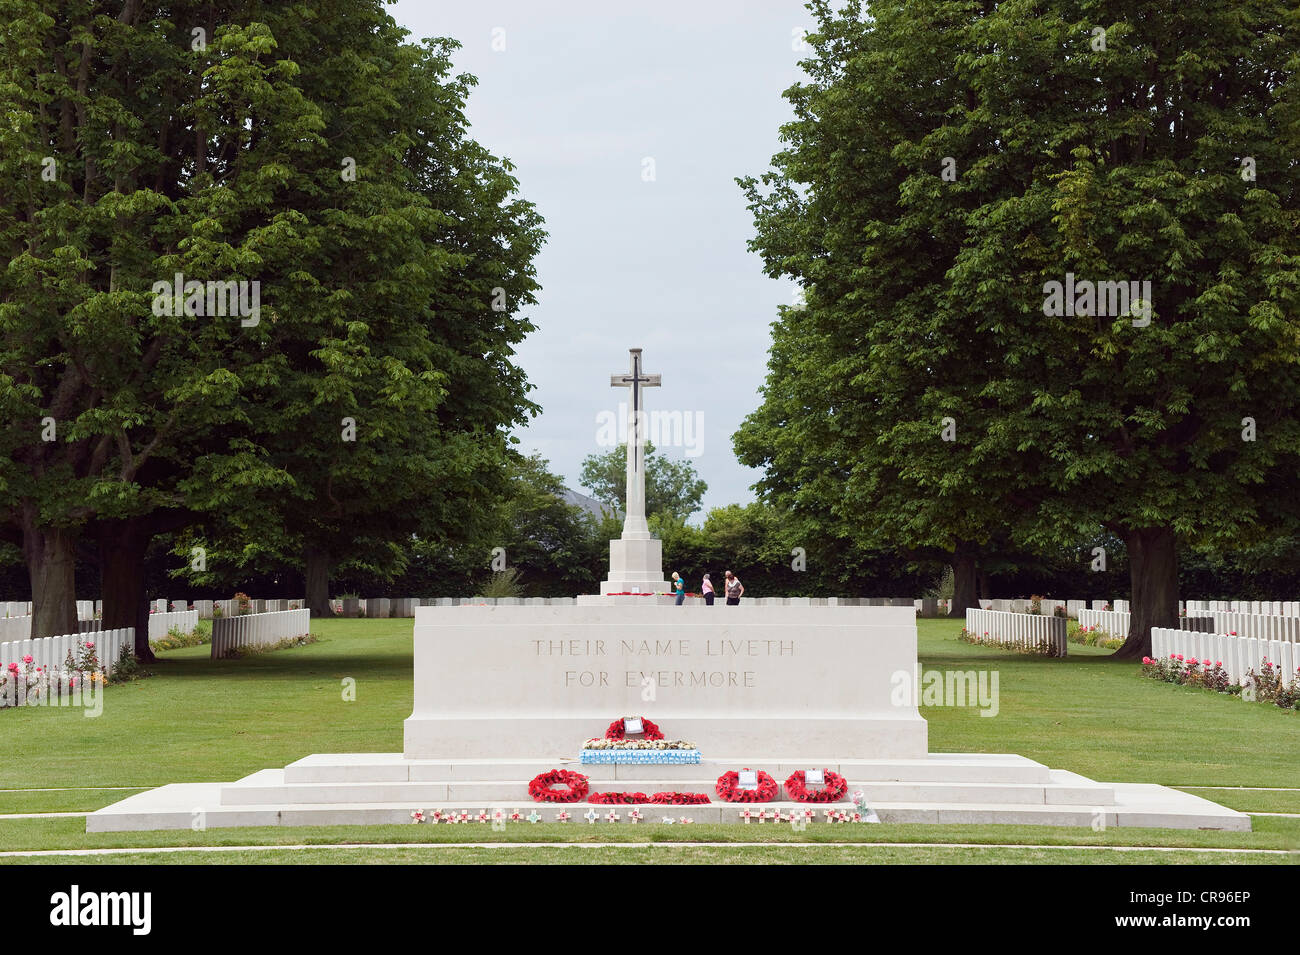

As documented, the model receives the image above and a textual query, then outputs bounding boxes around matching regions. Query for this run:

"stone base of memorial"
[578,593,680,606]
[86,604,1251,833]
[402,604,929,760]
[598,536,671,596]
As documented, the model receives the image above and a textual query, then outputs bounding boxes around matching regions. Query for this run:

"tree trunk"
[23,513,79,640]
[948,546,979,617]
[305,546,334,618]
[1113,526,1179,659]
[98,518,155,662]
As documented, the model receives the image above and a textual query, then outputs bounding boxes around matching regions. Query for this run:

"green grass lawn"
[913,619,1300,789]
[7,845,1291,864]
[2,615,1297,863]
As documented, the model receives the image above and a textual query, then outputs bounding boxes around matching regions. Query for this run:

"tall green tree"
[0,1,543,649]
[737,0,1300,655]
[579,442,707,521]
[491,453,603,596]
[736,1,1042,617]
[173,17,544,617]
[0,6,309,646]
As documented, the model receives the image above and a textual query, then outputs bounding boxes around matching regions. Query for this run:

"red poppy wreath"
[715,769,779,802]
[604,717,664,741]
[528,769,590,803]
[588,791,650,805]
[783,769,848,803]
[650,792,711,805]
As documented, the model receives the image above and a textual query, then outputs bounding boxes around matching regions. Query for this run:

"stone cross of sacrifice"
[609,347,661,540]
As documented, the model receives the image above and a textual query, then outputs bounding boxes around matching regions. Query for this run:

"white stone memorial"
[402,603,928,760]
[598,348,671,596]
[86,348,1248,833]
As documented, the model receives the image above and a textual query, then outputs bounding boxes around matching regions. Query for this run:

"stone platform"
[86,604,1249,833]
[86,752,1249,831]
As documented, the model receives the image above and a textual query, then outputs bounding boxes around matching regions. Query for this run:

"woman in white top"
[724,570,744,605]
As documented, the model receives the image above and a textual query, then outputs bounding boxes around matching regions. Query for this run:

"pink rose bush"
[1140,646,1298,708]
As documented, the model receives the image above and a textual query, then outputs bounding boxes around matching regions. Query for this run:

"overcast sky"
[390,0,810,517]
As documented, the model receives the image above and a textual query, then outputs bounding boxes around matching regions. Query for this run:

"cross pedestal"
[601,536,671,595]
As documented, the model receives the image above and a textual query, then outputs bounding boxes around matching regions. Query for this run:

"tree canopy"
[735,0,1300,654]
[0,1,544,646]
[579,442,708,522]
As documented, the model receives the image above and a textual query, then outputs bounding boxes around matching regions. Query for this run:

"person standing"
[671,571,685,606]
[701,573,715,606]
[724,570,744,605]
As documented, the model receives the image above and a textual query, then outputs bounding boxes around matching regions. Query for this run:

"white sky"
[389,0,810,516]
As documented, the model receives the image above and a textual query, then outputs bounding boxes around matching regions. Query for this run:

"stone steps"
[281,752,1057,785]
[222,767,1114,807]
[85,781,1249,832]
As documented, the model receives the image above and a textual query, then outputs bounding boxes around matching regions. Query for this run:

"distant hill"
[561,487,618,521]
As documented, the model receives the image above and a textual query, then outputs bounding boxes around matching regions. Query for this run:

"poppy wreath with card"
[783,769,848,803]
[528,769,590,803]
[714,769,778,802]
[604,717,664,741]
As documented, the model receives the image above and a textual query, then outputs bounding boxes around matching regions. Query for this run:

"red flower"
[715,769,779,803]
[589,791,650,804]
[604,717,665,741]
[649,792,711,805]
[784,770,849,803]
[527,769,589,803]
[588,790,710,804]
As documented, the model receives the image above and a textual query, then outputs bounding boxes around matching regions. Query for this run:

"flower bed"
[1,639,141,709]
[1068,622,1123,649]
[958,627,1062,657]
[1141,654,1299,710]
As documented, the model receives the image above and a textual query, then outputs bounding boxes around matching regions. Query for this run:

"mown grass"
[7,845,1289,865]
[914,618,1299,788]
[1,815,1298,853]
